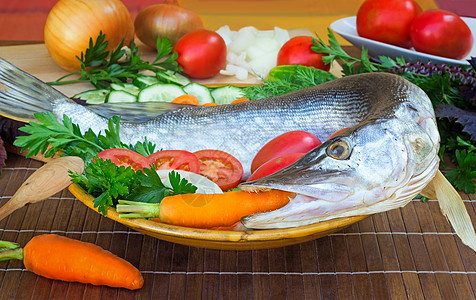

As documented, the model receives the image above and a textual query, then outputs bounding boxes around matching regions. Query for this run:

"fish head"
[239,116,439,228]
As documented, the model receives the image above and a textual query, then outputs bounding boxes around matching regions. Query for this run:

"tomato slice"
[327,127,350,140]
[247,153,305,181]
[147,150,200,173]
[96,148,151,171]
[193,149,244,191]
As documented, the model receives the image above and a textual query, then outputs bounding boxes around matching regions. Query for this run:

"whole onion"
[44,0,134,72]
[134,0,204,49]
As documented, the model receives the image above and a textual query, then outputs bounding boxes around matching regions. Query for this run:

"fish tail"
[0,58,67,123]
[433,170,476,251]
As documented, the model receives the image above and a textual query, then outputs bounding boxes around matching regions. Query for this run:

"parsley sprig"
[70,161,197,216]
[48,31,182,89]
[13,111,197,215]
[13,112,156,161]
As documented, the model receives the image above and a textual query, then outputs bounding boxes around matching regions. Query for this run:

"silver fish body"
[0,58,440,229]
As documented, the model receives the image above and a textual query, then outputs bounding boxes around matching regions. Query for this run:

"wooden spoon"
[0,156,85,221]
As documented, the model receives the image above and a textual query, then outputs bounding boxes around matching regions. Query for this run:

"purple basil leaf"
[435,104,476,140]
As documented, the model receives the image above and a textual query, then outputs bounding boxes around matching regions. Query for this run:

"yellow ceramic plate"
[69,183,368,250]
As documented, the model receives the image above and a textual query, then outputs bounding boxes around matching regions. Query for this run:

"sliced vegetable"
[73,89,110,105]
[96,148,151,171]
[194,149,244,191]
[171,94,200,105]
[110,83,140,95]
[231,97,250,104]
[106,90,137,103]
[247,153,305,181]
[155,169,223,194]
[137,83,186,102]
[116,189,293,228]
[156,69,191,86]
[251,131,322,173]
[211,85,245,105]
[132,75,160,89]
[0,234,143,289]
[328,127,350,140]
[183,82,214,104]
[147,149,200,173]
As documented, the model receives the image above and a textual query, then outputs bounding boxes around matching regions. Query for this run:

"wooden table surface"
[0,42,475,299]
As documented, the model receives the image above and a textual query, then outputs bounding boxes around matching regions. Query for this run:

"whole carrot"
[117,190,293,229]
[0,234,143,290]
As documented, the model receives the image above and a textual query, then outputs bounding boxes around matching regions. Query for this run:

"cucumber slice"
[137,83,186,102]
[157,70,191,86]
[133,76,160,89]
[211,85,245,105]
[183,82,214,104]
[106,90,137,103]
[110,83,140,96]
[73,89,109,105]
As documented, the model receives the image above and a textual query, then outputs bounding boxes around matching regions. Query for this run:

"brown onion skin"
[44,0,134,72]
[134,3,204,49]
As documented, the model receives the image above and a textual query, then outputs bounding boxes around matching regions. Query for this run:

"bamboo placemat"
[0,152,475,299]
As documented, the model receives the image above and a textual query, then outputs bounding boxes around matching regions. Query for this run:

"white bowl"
[330,16,476,66]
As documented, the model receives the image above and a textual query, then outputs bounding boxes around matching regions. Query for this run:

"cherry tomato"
[96,148,151,171]
[251,131,322,173]
[277,36,330,71]
[356,0,422,48]
[327,127,350,140]
[147,150,200,173]
[247,153,305,181]
[410,9,474,60]
[194,149,244,191]
[173,29,227,79]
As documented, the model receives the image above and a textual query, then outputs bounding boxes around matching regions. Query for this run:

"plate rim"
[68,183,369,250]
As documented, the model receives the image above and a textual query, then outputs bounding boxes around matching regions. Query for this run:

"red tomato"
[173,29,227,79]
[410,9,474,60]
[96,148,151,171]
[327,127,350,140]
[251,131,322,174]
[356,0,422,48]
[277,36,330,71]
[194,149,244,191]
[247,153,305,181]
[147,150,200,173]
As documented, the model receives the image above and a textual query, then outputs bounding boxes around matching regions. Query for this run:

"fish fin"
[420,181,437,199]
[0,58,66,123]
[434,170,476,252]
[85,102,200,123]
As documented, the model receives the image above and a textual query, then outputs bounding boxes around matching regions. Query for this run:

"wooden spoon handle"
[0,156,85,221]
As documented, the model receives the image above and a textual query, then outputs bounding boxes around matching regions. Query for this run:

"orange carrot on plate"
[117,190,293,229]
[0,234,144,290]
[230,97,250,104]
[171,94,200,105]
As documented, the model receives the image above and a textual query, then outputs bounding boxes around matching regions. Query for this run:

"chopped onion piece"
[216,25,290,81]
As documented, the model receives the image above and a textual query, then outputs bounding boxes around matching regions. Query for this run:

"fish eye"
[326,139,351,160]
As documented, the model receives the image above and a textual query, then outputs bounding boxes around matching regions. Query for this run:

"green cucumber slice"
[137,83,186,102]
